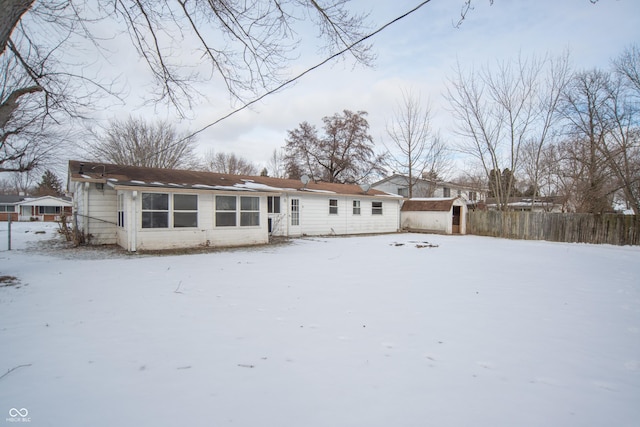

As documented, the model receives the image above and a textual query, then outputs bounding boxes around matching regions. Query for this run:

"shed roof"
[68,160,396,198]
[401,198,459,212]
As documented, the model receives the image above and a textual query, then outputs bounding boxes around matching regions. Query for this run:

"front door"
[452,206,461,234]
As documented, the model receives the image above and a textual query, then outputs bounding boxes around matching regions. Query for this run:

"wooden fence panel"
[467,211,640,246]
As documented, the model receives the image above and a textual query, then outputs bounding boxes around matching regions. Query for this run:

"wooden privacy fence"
[467,211,640,246]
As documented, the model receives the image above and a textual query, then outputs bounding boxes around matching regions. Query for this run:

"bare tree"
[0,1,375,174]
[447,54,565,210]
[560,69,616,213]
[266,148,287,179]
[87,116,199,169]
[285,110,384,183]
[203,150,258,175]
[383,89,451,198]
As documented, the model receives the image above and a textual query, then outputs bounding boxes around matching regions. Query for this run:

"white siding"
[74,182,118,244]
[402,211,452,234]
[284,193,400,237]
[125,191,268,251]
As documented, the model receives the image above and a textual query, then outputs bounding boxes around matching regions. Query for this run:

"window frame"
[215,195,237,227]
[240,196,260,227]
[291,199,300,226]
[268,196,281,214]
[173,194,198,228]
[352,200,361,215]
[329,198,338,215]
[117,193,125,228]
[38,206,61,215]
[141,193,170,229]
[443,187,451,197]
[372,201,383,215]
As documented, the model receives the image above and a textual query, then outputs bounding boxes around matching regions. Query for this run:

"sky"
[80,0,640,177]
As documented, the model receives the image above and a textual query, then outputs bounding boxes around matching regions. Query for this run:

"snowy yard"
[1,221,639,427]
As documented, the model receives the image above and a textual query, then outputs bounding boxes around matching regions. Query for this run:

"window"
[352,200,361,215]
[39,206,61,214]
[397,187,408,197]
[372,201,383,215]
[443,187,451,197]
[240,196,260,226]
[142,193,169,228]
[0,205,15,212]
[291,199,299,226]
[216,195,236,227]
[329,199,338,214]
[268,196,281,213]
[469,191,477,201]
[117,194,125,228]
[174,194,198,228]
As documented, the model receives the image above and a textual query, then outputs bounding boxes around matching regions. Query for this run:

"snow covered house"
[67,160,402,251]
[0,194,72,222]
[372,173,487,206]
[400,197,468,235]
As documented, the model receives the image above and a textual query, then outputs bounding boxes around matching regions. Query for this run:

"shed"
[400,197,467,235]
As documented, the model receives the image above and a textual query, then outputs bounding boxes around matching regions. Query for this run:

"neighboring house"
[400,197,468,235]
[484,197,564,212]
[67,160,403,251]
[371,174,487,205]
[0,194,72,222]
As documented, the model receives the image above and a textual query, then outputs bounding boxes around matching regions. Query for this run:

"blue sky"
[91,0,640,176]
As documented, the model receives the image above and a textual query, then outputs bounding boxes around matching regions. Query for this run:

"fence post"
[7,213,11,251]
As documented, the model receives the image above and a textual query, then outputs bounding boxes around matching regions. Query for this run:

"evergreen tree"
[35,170,64,197]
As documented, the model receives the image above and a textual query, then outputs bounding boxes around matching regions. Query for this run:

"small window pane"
[142,193,169,210]
[241,196,259,211]
[241,212,260,226]
[268,196,281,213]
[142,212,169,228]
[216,195,236,211]
[174,212,198,227]
[216,212,236,227]
[174,194,197,210]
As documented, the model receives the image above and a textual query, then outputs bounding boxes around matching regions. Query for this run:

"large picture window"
[241,196,260,226]
[39,206,61,214]
[142,193,169,228]
[216,195,236,227]
[174,194,198,227]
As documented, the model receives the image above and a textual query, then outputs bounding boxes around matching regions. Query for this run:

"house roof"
[401,198,461,212]
[68,160,397,198]
[17,195,72,207]
[372,173,487,192]
[0,195,24,204]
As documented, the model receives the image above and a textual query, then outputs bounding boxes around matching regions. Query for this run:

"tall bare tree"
[266,148,287,179]
[0,0,374,174]
[285,110,384,183]
[447,54,567,210]
[560,69,616,213]
[87,116,199,169]
[203,150,258,175]
[383,89,451,198]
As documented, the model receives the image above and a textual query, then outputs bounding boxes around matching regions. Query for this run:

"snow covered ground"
[1,221,639,427]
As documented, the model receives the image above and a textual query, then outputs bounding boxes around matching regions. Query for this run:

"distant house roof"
[0,195,24,204]
[373,173,487,193]
[18,195,72,207]
[401,198,460,212]
[68,160,398,198]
